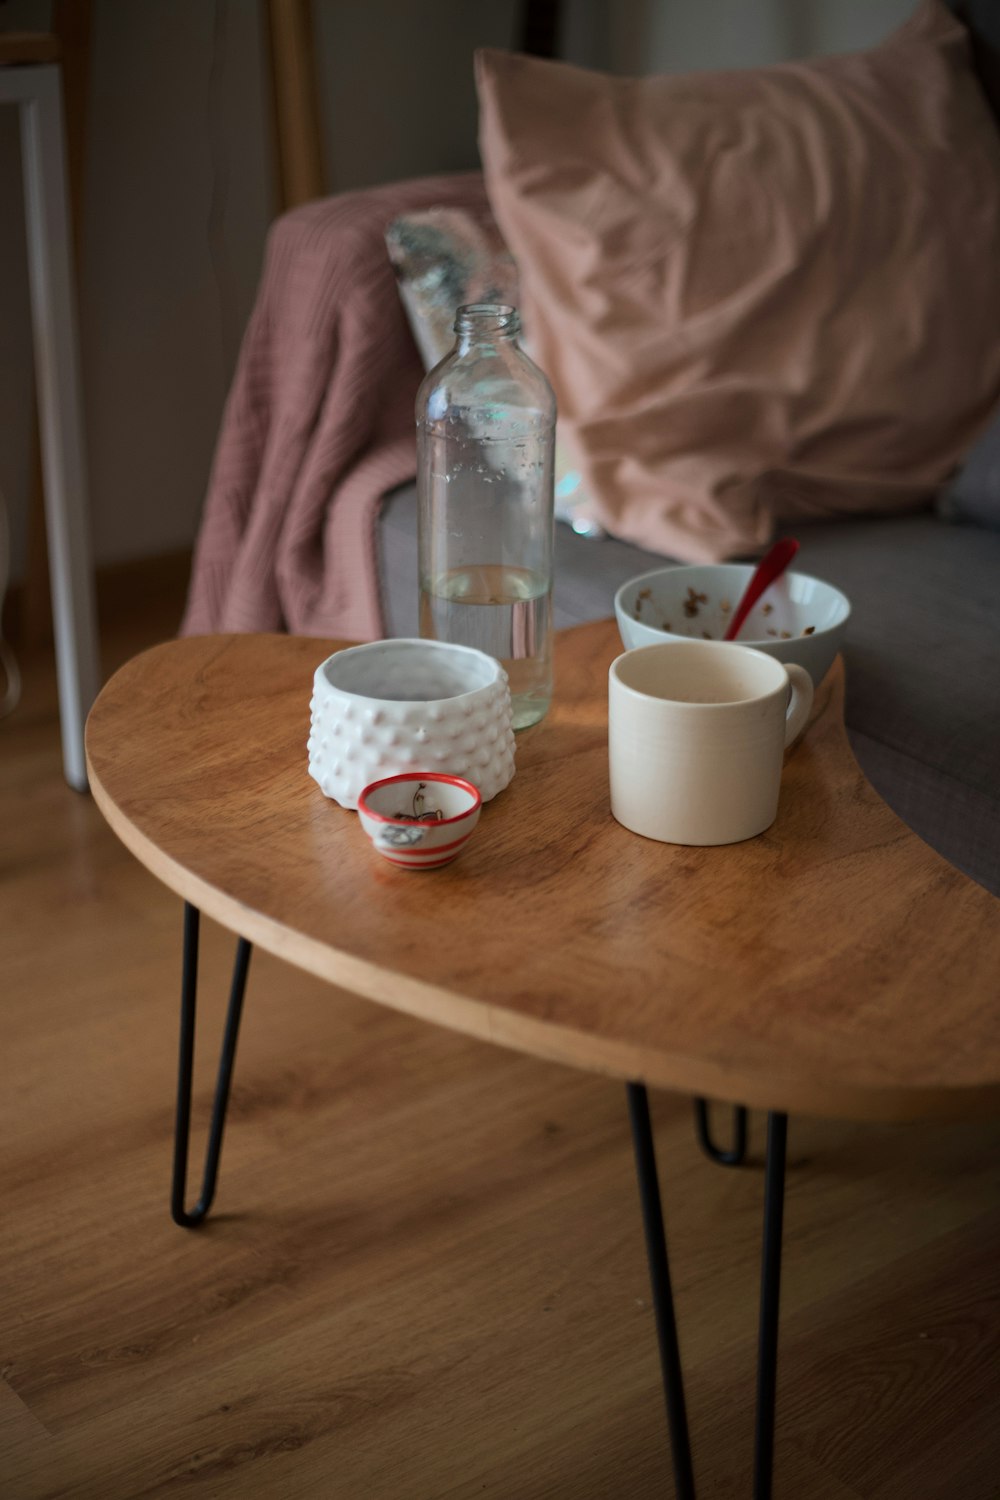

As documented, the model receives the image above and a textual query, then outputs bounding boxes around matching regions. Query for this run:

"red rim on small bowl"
[357,773,483,825]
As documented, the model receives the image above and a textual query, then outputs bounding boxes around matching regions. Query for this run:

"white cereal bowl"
[614,564,850,687]
[308,638,515,810]
[357,774,482,869]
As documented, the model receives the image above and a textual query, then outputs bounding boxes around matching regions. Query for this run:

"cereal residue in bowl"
[633,588,815,641]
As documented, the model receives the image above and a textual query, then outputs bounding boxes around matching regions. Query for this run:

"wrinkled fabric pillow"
[385,205,604,536]
[476,1,1000,563]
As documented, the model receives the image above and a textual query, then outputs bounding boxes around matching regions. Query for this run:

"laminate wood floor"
[2,560,998,1499]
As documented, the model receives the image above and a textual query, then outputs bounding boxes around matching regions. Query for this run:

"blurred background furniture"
[0,18,99,790]
[265,0,325,210]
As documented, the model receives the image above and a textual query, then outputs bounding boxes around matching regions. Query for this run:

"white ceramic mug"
[609,640,814,846]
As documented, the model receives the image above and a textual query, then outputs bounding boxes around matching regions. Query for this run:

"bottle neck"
[454,303,519,356]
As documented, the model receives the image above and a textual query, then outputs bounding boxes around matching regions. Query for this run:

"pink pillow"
[476,2,1000,562]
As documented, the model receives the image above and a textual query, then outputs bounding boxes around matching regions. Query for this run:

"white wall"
[1,0,273,578]
[316,0,520,192]
[0,0,520,580]
[0,0,920,578]
[560,0,916,74]
[79,0,273,569]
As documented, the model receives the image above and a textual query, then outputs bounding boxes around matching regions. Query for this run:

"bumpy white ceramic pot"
[308,638,516,809]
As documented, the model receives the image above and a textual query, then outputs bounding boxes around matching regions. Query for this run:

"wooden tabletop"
[85,621,1000,1124]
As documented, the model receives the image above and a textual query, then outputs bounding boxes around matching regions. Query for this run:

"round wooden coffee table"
[85,621,1000,1500]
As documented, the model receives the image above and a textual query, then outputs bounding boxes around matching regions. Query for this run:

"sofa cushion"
[940,398,1000,529]
[946,0,1000,124]
[380,491,1000,894]
[475,2,1000,565]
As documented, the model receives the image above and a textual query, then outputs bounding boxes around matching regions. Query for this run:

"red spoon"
[723,538,800,642]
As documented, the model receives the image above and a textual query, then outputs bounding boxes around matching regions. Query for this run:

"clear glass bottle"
[416,303,556,730]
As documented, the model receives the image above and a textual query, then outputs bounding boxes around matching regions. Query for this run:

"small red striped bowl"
[357,773,482,870]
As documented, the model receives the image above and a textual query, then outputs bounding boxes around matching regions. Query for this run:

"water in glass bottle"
[416,303,556,730]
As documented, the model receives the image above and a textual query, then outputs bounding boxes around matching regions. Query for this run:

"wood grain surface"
[6,593,1000,1499]
[85,622,1000,1123]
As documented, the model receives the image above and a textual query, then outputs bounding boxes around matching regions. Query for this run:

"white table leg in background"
[2,64,100,791]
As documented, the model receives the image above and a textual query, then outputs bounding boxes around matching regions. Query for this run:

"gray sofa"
[375,1,1000,900]
[379,488,1000,896]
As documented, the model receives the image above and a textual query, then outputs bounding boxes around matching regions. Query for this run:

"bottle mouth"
[455,303,519,336]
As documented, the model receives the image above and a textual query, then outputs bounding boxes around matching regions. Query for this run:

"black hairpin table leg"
[172,901,252,1228]
[753,1112,788,1500]
[693,1097,749,1167]
[629,1090,789,1498]
[627,1082,697,1500]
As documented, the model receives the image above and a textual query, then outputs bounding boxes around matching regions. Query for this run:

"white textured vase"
[308,638,516,810]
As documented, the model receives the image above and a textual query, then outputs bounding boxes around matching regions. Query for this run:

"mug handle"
[783,663,814,747]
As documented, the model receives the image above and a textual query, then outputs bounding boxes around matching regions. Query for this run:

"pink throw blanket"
[181,172,489,643]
